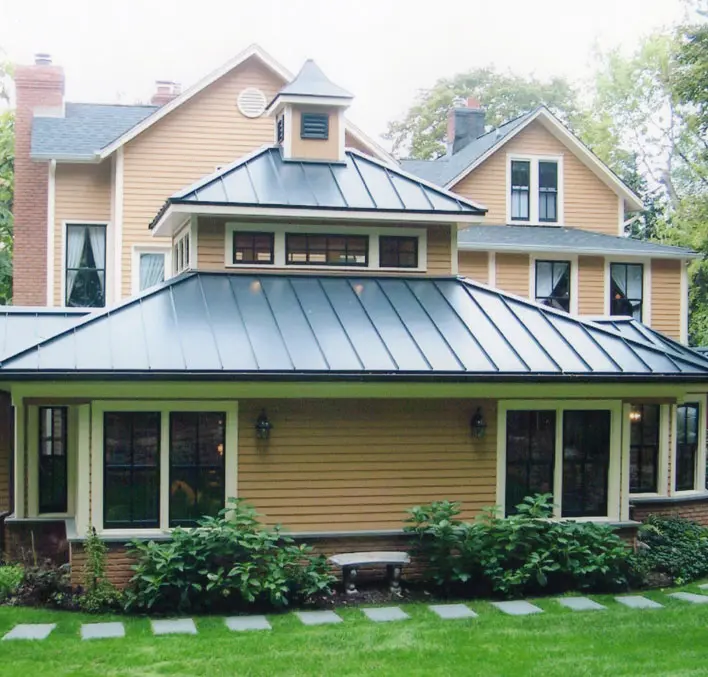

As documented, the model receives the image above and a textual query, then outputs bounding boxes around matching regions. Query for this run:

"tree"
[384,68,580,160]
[0,51,12,305]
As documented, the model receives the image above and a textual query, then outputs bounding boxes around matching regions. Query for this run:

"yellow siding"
[53,162,112,306]
[238,399,497,531]
[452,120,620,235]
[427,224,452,274]
[290,107,341,162]
[459,251,488,283]
[651,259,682,340]
[495,253,529,296]
[578,256,605,316]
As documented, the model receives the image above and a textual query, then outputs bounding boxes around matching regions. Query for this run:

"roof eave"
[30,152,101,163]
[457,241,698,260]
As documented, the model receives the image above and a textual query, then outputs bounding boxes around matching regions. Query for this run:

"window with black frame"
[505,410,556,515]
[535,260,570,312]
[232,231,274,265]
[629,404,660,493]
[104,412,160,529]
[286,234,368,266]
[610,263,643,321]
[676,402,699,491]
[379,236,418,268]
[561,410,611,517]
[65,224,106,307]
[169,412,225,526]
[538,161,558,222]
[510,160,530,221]
[38,407,67,513]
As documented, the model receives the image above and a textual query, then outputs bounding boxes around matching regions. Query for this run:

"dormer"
[267,59,353,163]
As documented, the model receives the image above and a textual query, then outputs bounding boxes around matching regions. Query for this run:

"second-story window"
[286,234,368,267]
[610,262,643,321]
[538,161,558,222]
[379,236,418,269]
[66,224,106,308]
[173,230,191,275]
[510,160,530,221]
[535,260,570,312]
[233,232,274,265]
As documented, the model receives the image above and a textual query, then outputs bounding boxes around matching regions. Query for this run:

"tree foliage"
[0,51,12,305]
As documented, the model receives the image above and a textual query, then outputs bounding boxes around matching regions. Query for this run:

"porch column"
[12,400,25,518]
[74,404,91,535]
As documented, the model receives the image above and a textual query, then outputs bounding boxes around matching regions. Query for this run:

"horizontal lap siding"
[495,253,529,296]
[651,259,682,340]
[578,256,605,316]
[459,251,488,283]
[426,224,452,274]
[238,399,497,532]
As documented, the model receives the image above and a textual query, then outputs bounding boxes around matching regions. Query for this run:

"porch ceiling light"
[470,407,487,439]
[255,410,273,440]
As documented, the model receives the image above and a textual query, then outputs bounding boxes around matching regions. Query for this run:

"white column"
[75,404,91,536]
[13,401,25,518]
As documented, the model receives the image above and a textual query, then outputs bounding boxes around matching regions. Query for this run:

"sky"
[0,0,691,145]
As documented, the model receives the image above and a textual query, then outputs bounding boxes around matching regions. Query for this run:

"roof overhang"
[458,241,698,260]
[31,153,101,163]
[267,94,353,117]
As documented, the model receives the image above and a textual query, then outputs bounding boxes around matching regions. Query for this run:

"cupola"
[267,59,353,163]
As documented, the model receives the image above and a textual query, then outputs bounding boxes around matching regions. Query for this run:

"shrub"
[405,494,633,597]
[10,561,72,607]
[78,527,123,613]
[0,565,23,601]
[125,499,335,613]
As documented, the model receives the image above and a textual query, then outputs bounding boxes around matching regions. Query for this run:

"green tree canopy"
[0,51,12,305]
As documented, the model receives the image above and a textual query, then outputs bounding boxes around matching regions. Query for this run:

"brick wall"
[4,519,69,564]
[631,499,708,526]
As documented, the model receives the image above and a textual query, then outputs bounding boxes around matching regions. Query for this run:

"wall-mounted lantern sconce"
[470,407,487,439]
[255,410,273,440]
[629,407,642,423]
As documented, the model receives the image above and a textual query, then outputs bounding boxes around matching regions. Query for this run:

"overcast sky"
[0,0,690,144]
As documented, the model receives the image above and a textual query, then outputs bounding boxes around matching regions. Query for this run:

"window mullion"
[160,411,169,531]
[553,408,563,518]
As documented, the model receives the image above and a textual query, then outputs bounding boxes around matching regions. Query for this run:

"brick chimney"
[447,97,486,156]
[150,80,182,106]
[13,53,65,306]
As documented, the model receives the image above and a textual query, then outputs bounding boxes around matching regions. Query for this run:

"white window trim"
[671,394,707,496]
[604,258,651,325]
[131,245,172,295]
[680,260,689,344]
[506,153,564,226]
[172,220,193,275]
[529,254,578,315]
[46,160,56,306]
[60,221,110,308]
[89,400,238,538]
[496,399,623,522]
[627,403,670,499]
[224,222,428,273]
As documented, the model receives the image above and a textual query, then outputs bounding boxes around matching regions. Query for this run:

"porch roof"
[1,272,707,382]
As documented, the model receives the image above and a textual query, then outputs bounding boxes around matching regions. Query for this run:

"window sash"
[676,403,699,491]
[379,236,419,269]
[610,263,643,321]
[535,260,570,312]
[38,407,68,514]
[139,253,166,291]
[286,234,369,267]
[510,161,530,221]
[538,161,558,223]
[65,225,107,308]
[232,232,274,265]
[629,404,660,493]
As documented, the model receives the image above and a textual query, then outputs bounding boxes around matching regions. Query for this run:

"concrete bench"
[328,551,410,594]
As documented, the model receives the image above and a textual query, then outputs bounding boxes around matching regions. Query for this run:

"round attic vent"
[237,87,267,118]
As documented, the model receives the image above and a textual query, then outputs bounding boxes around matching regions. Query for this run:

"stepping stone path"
[668,592,708,604]
[225,616,271,632]
[362,606,409,622]
[558,597,606,611]
[615,595,663,609]
[295,610,342,626]
[151,618,198,636]
[491,600,543,616]
[699,584,708,590]
[429,603,478,619]
[81,622,125,640]
[3,623,56,641]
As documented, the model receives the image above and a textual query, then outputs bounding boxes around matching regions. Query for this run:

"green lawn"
[1,589,707,676]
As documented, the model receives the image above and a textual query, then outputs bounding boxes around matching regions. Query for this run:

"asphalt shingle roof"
[31,102,157,160]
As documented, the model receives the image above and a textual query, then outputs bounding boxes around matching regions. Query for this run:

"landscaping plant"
[0,564,23,601]
[78,526,123,613]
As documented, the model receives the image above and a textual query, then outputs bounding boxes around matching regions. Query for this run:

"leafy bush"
[634,515,708,584]
[10,561,72,607]
[0,565,23,601]
[125,499,335,613]
[405,494,633,597]
[78,527,123,613]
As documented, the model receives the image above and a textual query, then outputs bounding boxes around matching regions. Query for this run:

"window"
[505,411,556,514]
[301,113,329,140]
[232,232,274,265]
[277,116,284,143]
[38,407,67,513]
[538,161,558,222]
[510,160,530,221]
[629,404,660,493]
[103,412,160,529]
[535,260,570,312]
[610,263,643,321]
[169,412,225,527]
[173,230,191,275]
[286,234,368,267]
[65,224,106,307]
[139,252,165,291]
[379,236,418,269]
[562,410,611,517]
[676,402,699,491]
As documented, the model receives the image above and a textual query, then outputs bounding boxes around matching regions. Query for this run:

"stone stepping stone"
[295,610,342,626]
[3,623,56,641]
[151,618,198,635]
[362,606,410,622]
[668,592,708,604]
[558,596,606,611]
[429,603,477,619]
[615,595,663,609]
[698,583,708,590]
[491,600,543,616]
[81,622,125,640]
[225,615,271,632]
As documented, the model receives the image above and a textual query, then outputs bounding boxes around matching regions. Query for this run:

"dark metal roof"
[273,59,353,100]
[31,103,157,160]
[458,225,696,259]
[2,272,708,381]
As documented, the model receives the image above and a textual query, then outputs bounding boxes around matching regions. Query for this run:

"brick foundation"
[4,520,69,565]
[630,496,708,526]
[69,542,134,589]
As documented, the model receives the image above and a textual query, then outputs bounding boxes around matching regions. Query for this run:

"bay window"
[65,224,106,307]
[38,407,68,514]
[676,402,700,491]
[629,404,660,494]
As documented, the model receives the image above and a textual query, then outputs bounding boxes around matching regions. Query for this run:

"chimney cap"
[34,53,52,66]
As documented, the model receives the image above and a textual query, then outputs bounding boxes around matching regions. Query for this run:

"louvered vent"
[237,88,267,118]
[301,113,329,140]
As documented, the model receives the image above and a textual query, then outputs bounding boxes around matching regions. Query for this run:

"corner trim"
[46,160,56,306]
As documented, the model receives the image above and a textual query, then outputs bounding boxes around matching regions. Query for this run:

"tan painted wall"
[495,253,529,296]
[578,256,605,316]
[289,107,341,162]
[452,120,620,235]
[238,399,497,531]
[53,162,112,306]
[459,251,488,283]
[651,259,682,340]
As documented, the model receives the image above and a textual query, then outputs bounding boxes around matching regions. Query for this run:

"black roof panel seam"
[349,155,378,209]
[575,322,624,372]
[196,275,226,371]
[166,286,189,370]
[532,308,594,372]
[225,276,261,370]
[284,278,333,370]
[382,168,407,210]
[258,278,297,370]
[326,163,349,208]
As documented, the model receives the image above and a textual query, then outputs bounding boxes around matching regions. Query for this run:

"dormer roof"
[274,59,353,101]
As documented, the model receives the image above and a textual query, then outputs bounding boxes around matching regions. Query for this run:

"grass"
[1,587,708,676]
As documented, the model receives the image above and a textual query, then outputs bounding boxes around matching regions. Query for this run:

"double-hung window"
[610,263,643,321]
[629,404,660,494]
[535,260,570,312]
[38,407,68,514]
[65,224,106,307]
[510,161,530,221]
[676,402,700,491]
[509,158,559,224]
[538,161,558,222]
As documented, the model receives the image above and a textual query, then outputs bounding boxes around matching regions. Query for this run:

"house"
[1,46,707,586]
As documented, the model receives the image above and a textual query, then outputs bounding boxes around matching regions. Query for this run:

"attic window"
[301,113,329,140]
